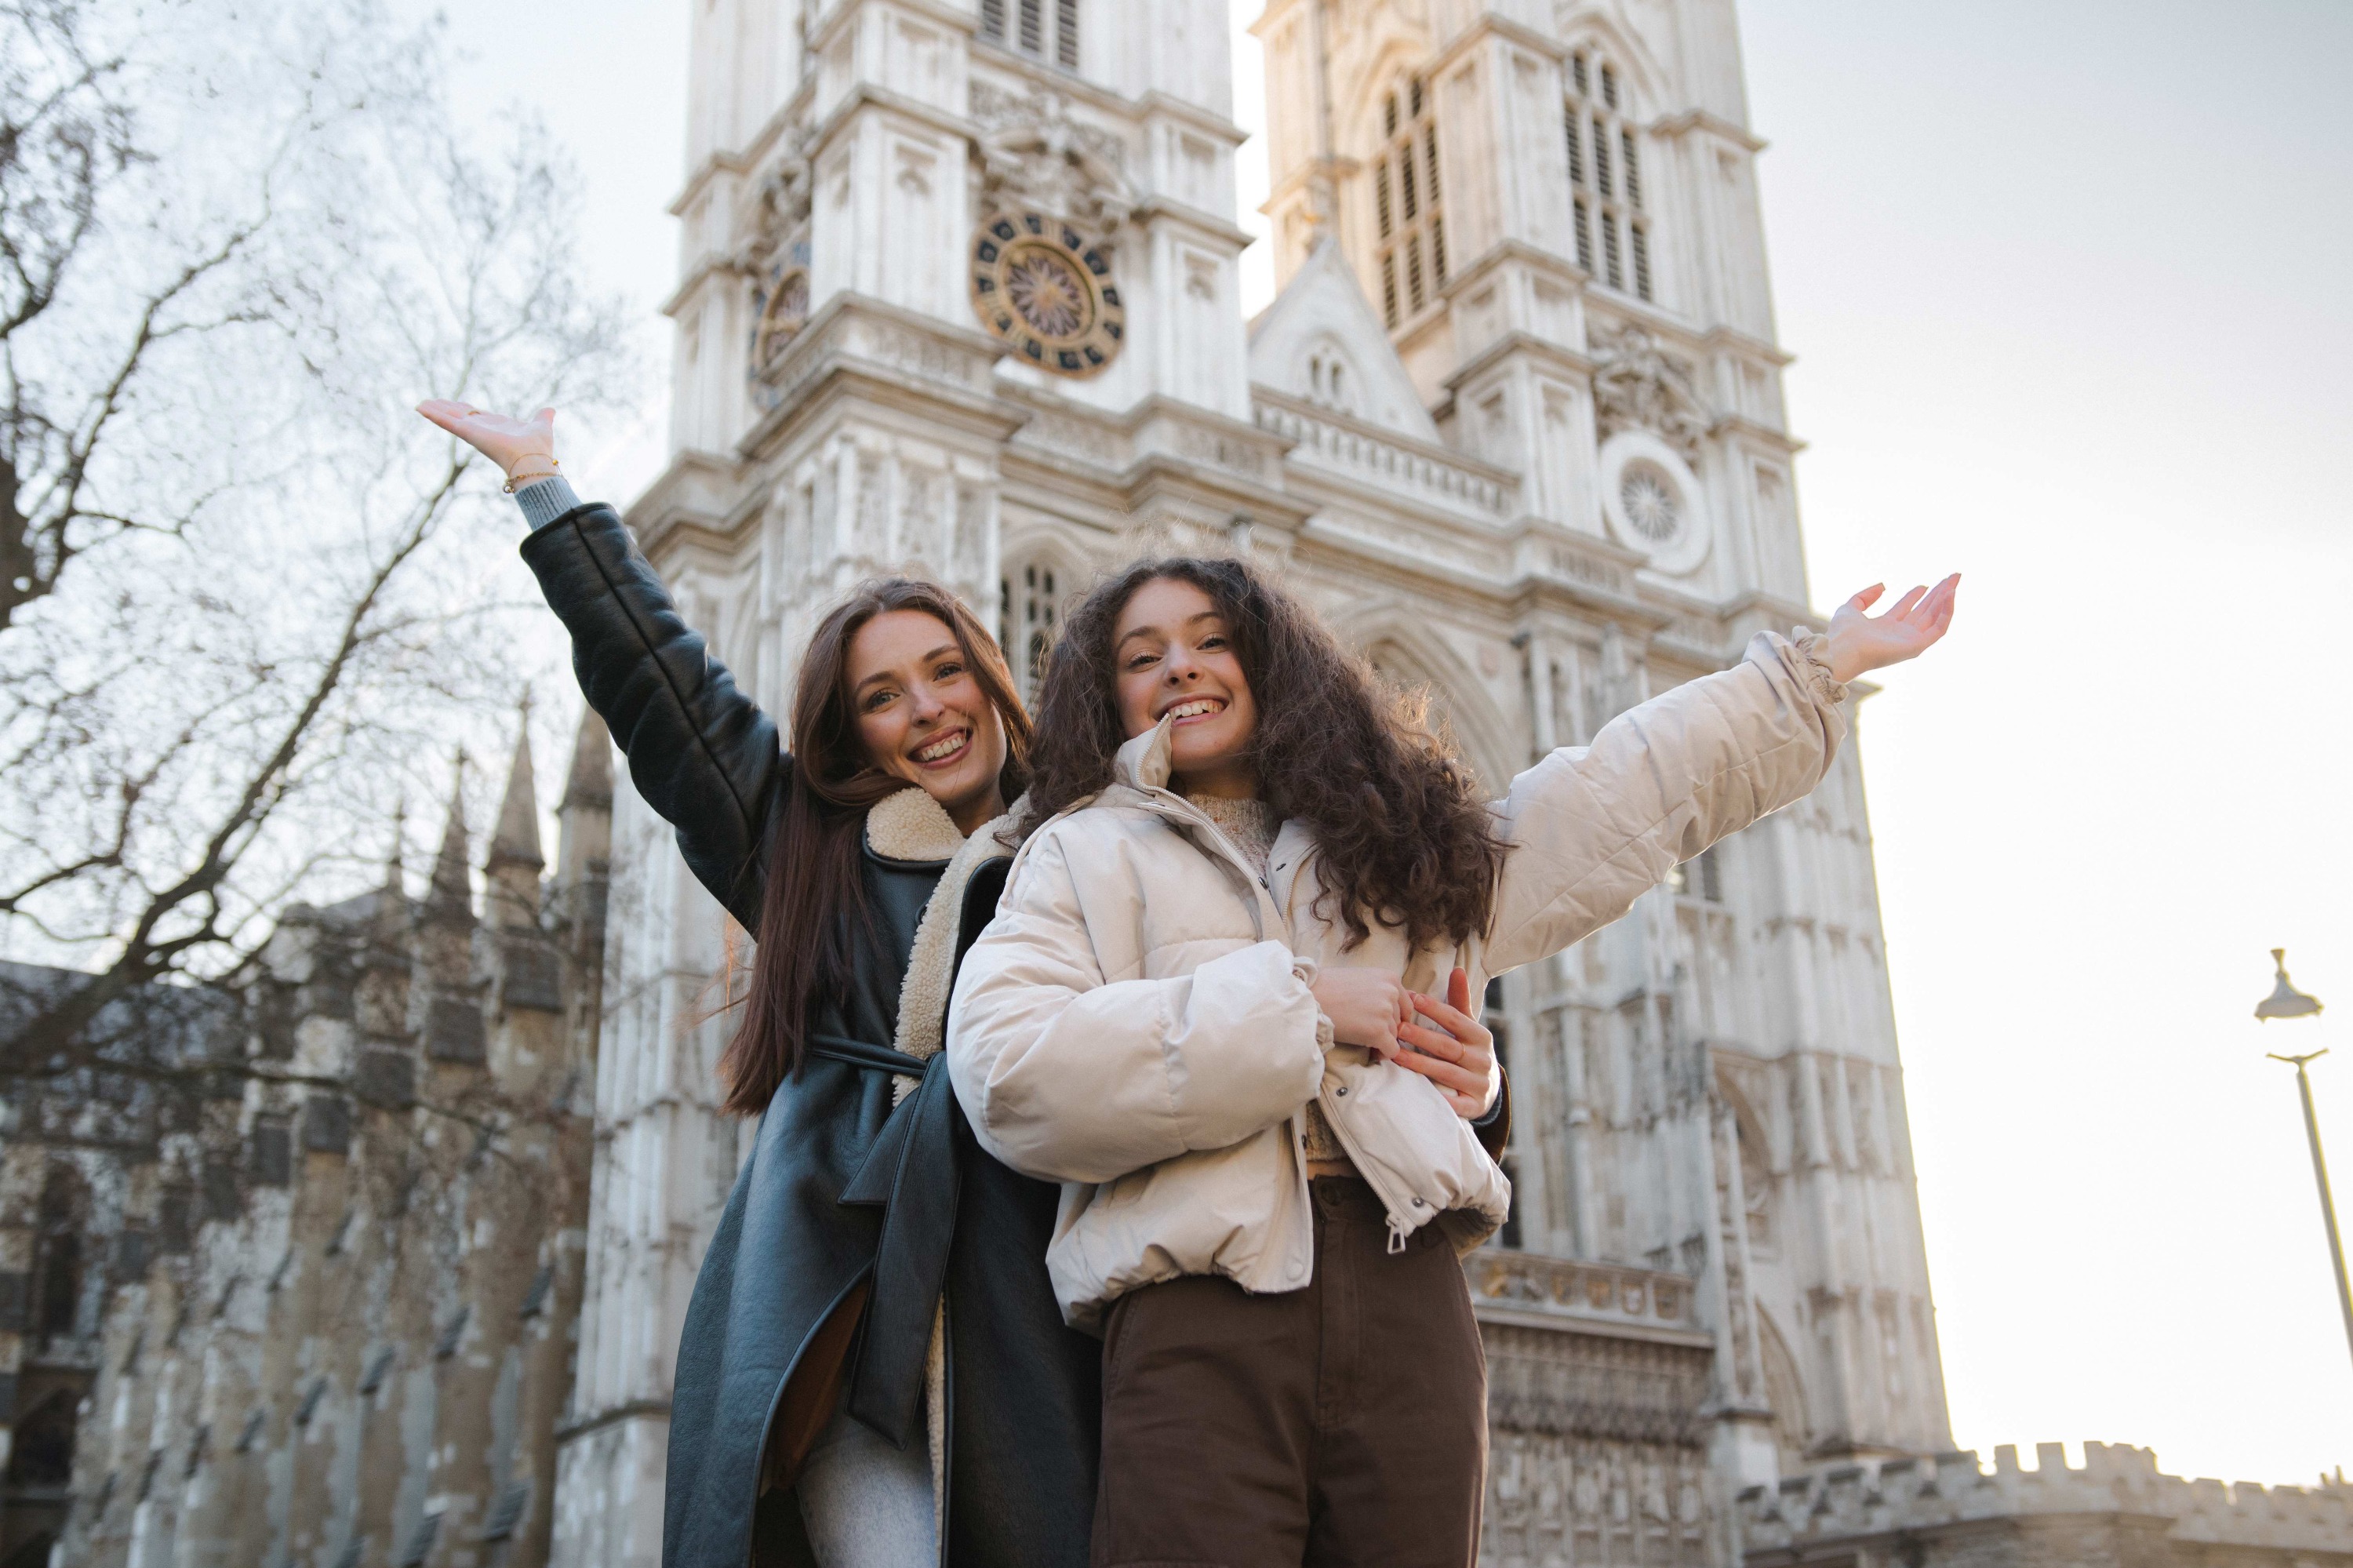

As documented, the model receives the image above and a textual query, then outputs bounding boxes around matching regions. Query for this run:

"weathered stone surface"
[9,721,610,1568]
[1741,1446,2353,1568]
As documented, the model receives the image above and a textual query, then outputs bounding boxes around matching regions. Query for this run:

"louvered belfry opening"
[979,0,1078,71]
[1372,75,1446,330]
[1566,50,1652,301]
[999,560,1060,706]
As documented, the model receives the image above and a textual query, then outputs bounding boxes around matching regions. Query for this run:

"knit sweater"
[515,474,580,529]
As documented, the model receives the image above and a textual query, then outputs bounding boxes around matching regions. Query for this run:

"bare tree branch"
[0,0,636,1108]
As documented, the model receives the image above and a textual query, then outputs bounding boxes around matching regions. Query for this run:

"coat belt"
[808,1032,961,1451]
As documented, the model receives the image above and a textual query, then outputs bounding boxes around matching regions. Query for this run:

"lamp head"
[2255,948,2323,1022]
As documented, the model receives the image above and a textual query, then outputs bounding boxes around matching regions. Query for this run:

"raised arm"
[1483,577,1956,973]
[416,402,786,931]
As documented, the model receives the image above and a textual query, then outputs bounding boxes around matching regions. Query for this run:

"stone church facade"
[10,3,2351,1567]
[569,0,1937,1563]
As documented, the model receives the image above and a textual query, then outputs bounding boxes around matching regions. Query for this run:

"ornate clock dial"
[969,210,1124,378]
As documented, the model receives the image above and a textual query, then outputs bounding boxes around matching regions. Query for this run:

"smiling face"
[846,609,1009,835]
[1111,576,1260,798]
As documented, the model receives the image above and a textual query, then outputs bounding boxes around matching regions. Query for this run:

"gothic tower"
[1252,0,1955,1519]
[554,2,1951,1562]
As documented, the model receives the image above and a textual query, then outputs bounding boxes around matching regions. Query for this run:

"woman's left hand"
[416,401,559,484]
[1824,574,1960,683]
[1395,967,1496,1119]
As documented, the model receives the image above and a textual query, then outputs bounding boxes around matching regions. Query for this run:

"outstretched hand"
[1824,574,1959,683]
[416,401,558,484]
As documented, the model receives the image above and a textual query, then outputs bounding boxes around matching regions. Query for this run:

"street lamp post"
[2253,948,2353,1371]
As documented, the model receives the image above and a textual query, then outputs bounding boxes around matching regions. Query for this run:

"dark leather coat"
[521,503,1099,1568]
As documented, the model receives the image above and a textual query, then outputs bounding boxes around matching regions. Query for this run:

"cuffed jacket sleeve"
[946,824,1328,1186]
[1484,630,1849,974]
[518,502,787,933]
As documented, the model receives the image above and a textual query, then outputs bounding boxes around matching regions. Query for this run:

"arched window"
[1371,76,1446,330]
[978,0,1078,70]
[998,559,1060,705]
[1733,1101,1775,1250]
[1304,343,1356,414]
[1757,1308,1813,1471]
[1564,52,1652,301]
[4,1388,78,1490]
[31,1165,88,1340]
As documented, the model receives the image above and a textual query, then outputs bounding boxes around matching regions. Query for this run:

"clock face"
[969,212,1124,378]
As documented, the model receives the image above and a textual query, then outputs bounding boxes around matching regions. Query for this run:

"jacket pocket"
[1324,1060,1507,1230]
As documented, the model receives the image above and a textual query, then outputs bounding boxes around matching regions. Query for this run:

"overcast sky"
[416,0,2353,1486]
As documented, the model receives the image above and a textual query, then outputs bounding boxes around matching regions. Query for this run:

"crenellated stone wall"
[1741,1443,2353,1568]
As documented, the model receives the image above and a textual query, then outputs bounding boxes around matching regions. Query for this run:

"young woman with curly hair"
[945,554,1955,1568]
[414,402,1103,1568]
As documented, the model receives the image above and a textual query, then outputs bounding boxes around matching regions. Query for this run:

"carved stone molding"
[1486,1426,1714,1568]
[1481,1321,1712,1446]
[746,125,816,275]
[1468,1248,1698,1335]
[1591,322,1710,464]
[1013,409,1123,467]
[970,79,1134,235]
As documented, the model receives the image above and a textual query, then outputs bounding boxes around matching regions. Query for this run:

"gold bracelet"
[501,457,562,494]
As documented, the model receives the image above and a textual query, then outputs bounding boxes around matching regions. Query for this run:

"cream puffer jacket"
[945,629,1849,1330]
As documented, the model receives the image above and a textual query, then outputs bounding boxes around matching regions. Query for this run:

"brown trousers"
[1091,1178,1488,1568]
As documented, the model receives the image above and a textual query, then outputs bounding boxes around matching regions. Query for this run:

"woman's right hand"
[1309,966,1412,1059]
[416,401,559,484]
[1824,574,1959,682]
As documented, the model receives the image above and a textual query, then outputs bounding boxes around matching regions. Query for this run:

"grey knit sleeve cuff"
[514,475,583,532]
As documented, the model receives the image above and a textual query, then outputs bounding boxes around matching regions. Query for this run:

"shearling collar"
[864,785,970,863]
[865,792,1017,1519]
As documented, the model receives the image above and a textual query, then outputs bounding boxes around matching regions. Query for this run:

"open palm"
[1826,575,1959,682]
[416,401,557,480]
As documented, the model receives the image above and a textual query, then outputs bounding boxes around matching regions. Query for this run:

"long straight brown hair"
[718,579,1032,1115]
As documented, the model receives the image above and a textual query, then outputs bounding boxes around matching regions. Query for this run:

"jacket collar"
[1111,714,1178,794]
[864,785,970,864]
[1094,718,1287,945]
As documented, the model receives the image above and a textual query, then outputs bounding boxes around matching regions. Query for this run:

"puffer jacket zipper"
[1129,786,1447,1257]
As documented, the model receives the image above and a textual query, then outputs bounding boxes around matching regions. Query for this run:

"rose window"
[1620,462,1681,541]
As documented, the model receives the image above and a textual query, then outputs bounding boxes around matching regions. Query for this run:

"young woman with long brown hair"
[415,402,1100,1568]
[947,555,1956,1567]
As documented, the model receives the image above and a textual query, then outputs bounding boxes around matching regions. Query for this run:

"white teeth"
[1166,699,1221,720]
[915,732,967,762]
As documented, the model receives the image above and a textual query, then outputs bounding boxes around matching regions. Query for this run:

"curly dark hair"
[1023,555,1504,951]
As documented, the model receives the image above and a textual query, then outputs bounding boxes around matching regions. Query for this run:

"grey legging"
[796,1402,936,1566]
